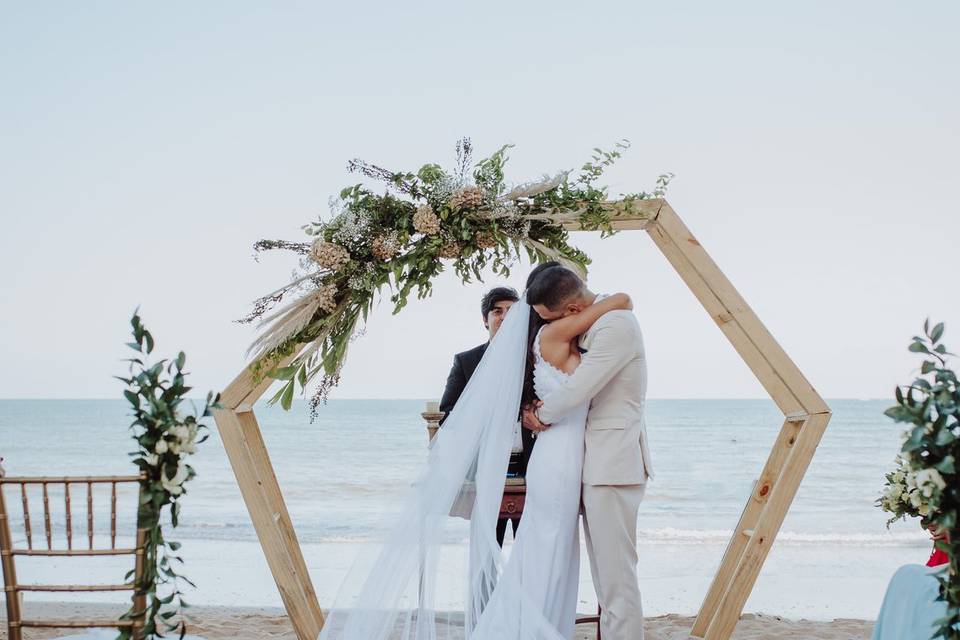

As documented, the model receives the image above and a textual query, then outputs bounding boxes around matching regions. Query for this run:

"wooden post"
[213,405,324,640]
[641,202,831,639]
[133,525,148,640]
[701,412,831,639]
[0,485,24,640]
[691,414,805,636]
[216,197,828,640]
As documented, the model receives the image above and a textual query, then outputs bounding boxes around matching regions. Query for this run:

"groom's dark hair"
[525,261,561,290]
[526,263,586,310]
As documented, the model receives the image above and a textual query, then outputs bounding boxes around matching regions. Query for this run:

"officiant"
[439,286,535,545]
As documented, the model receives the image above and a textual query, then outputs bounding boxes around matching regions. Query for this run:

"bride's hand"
[521,401,550,433]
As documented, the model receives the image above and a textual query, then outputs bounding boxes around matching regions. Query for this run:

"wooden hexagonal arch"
[213,197,831,640]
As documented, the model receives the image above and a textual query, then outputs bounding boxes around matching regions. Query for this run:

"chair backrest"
[0,474,147,640]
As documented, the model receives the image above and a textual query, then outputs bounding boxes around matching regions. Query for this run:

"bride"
[319,289,633,640]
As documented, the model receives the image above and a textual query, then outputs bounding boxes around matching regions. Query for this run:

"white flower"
[909,490,924,508]
[915,468,946,497]
[154,439,169,454]
[181,441,197,455]
[171,425,190,441]
[161,461,190,496]
[919,503,931,516]
[143,453,159,467]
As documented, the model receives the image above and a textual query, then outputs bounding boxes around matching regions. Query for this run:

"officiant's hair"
[480,287,519,318]
[525,263,586,310]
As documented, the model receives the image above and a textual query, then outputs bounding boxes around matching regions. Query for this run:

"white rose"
[160,462,190,496]
[888,485,903,500]
[905,471,918,489]
[169,441,181,455]
[927,468,946,490]
[181,442,197,455]
[155,439,169,454]
[909,490,924,508]
[919,503,930,516]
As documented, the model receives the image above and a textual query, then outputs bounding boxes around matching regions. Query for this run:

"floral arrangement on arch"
[239,139,672,417]
[879,319,959,640]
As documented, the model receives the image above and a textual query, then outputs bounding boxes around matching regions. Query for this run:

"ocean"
[0,398,930,618]
[0,398,925,547]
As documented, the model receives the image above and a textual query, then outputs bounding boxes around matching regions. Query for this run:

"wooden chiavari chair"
[0,474,148,640]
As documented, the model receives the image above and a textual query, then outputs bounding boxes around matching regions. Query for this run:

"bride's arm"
[541,293,632,345]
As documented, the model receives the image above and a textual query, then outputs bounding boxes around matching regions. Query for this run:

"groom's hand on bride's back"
[521,400,550,432]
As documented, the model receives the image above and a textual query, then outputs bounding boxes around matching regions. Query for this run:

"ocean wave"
[636,527,928,546]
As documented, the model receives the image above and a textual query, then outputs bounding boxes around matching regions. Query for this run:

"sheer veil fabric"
[318,300,567,640]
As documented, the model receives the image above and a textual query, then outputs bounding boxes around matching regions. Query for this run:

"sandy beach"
[2,602,874,639]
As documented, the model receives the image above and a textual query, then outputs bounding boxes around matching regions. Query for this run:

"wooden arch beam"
[214,197,830,640]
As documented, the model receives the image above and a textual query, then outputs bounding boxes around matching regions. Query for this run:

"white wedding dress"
[318,301,590,640]
[470,327,589,639]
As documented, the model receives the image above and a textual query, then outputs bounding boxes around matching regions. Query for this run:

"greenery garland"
[116,312,221,639]
[883,320,959,640]
[240,138,671,418]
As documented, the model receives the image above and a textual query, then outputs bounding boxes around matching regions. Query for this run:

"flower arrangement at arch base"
[116,311,220,639]
[879,320,960,640]
[239,139,671,418]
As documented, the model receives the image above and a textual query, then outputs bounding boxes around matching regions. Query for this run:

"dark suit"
[439,342,536,545]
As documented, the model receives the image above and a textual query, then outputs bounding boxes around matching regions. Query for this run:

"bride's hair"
[520,261,560,408]
[521,303,546,409]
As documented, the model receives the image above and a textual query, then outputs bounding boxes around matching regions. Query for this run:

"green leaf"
[908,341,930,354]
[271,365,299,381]
[280,380,295,410]
[934,455,955,474]
[123,390,141,407]
[930,322,944,343]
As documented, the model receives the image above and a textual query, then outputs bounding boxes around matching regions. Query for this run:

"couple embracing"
[320,261,653,640]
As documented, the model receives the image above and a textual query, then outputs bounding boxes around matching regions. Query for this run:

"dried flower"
[449,186,485,210]
[413,204,441,235]
[475,231,497,249]
[347,263,378,292]
[317,283,339,313]
[500,215,531,238]
[439,240,462,259]
[310,240,350,271]
[371,234,399,261]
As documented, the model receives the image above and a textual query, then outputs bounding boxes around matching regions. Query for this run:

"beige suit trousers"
[582,483,646,640]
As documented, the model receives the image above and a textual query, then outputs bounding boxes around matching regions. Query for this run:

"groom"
[522,262,653,640]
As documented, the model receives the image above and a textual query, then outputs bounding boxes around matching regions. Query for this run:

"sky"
[1,2,958,402]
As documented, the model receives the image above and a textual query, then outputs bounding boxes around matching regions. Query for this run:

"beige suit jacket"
[538,306,653,486]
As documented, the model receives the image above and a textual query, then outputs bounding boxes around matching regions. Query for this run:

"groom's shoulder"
[455,342,488,362]
[594,309,640,335]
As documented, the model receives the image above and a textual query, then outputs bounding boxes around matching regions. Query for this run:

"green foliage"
[244,139,672,419]
[885,320,960,640]
[116,311,220,639]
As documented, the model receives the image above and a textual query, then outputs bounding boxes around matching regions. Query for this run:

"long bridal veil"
[318,299,564,640]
